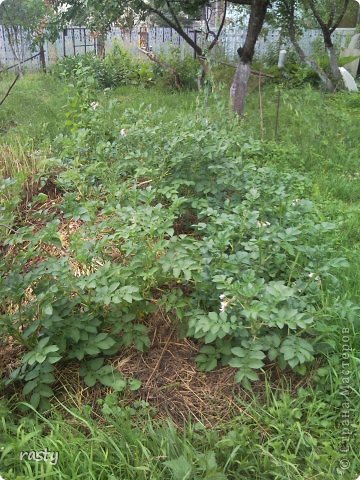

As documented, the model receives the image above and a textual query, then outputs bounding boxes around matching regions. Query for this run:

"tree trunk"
[96,33,106,59]
[197,58,210,90]
[230,0,269,115]
[307,0,348,85]
[288,28,335,92]
[230,61,251,115]
[326,42,342,83]
[6,26,23,76]
[39,41,46,72]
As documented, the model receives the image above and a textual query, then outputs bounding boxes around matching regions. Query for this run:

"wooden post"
[39,42,46,72]
[72,28,76,56]
[63,29,67,57]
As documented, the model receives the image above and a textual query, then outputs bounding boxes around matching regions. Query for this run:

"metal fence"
[0,24,356,71]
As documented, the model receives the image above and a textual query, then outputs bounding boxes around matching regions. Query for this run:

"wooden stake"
[274,87,281,141]
[258,69,264,140]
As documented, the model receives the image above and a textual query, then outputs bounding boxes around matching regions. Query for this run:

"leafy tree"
[272,0,351,91]
[229,0,270,114]
[138,1,229,88]
[49,0,270,114]
[306,0,350,82]
[49,1,228,80]
[0,0,50,71]
[142,0,270,115]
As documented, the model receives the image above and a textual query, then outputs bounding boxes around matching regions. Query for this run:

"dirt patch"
[0,338,24,380]
[1,309,307,428]
[115,320,238,425]
[173,211,199,236]
[55,311,252,427]
[76,310,306,427]
[22,176,63,206]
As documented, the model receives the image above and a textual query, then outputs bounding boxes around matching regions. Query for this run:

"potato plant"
[0,77,350,408]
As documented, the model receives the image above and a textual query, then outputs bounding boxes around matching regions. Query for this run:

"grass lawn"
[0,72,359,479]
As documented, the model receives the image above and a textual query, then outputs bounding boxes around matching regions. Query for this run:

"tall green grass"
[243,84,360,302]
[1,371,359,479]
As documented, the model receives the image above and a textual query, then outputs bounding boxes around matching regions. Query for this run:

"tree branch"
[327,9,335,29]
[228,0,254,4]
[208,0,227,51]
[330,0,350,34]
[220,60,274,77]
[0,74,20,107]
[165,0,184,33]
[283,0,334,91]
[307,0,327,32]
[138,47,182,89]
[204,4,212,38]
[140,1,203,56]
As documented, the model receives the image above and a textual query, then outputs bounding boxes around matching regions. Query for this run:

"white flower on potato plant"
[90,101,99,110]
[308,272,320,281]
[292,198,300,206]
[219,294,230,313]
[120,128,127,137]
[257,221,271,227]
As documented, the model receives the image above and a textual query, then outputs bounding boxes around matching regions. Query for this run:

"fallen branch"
[0,74,20,107]
[251,68,274,79]
[138,47,182,90]
[220,61,274,78]
[0,52,41,74]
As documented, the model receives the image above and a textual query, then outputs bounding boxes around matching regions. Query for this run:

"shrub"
[152,47,200,90]
[53,44,153,89]
[260,41,299,69]
[0,84,351,408]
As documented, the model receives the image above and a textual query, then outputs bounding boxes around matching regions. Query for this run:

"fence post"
[63,28,67,57]
[39,42,46,71]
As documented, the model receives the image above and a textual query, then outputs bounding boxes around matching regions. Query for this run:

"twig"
[0,223,17,233]
[208,0,228,51]
[135,179,153,187]
[0,74,20,107]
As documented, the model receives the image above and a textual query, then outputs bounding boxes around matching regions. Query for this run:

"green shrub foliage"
[53,44,153,89]
[0,81,350,408]
[152,47,200,90]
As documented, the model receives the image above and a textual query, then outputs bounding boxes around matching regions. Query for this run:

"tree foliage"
[0,0,53,71]
[0,0,48,30]
[272,0,350,89]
